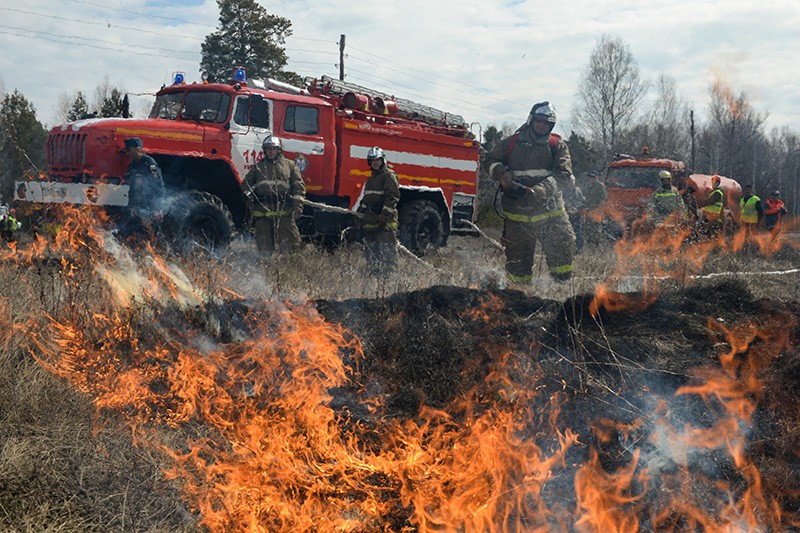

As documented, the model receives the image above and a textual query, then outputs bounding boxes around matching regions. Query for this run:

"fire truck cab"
[16,71,480,253]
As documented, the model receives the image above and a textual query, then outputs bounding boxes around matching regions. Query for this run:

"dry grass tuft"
[0,224,798,530]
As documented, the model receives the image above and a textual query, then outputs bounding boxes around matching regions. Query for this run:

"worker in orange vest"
[763,190,788,240]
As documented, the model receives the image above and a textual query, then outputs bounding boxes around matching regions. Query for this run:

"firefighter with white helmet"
[646,170,686,226]
[357,146,400,273]
[483,101,576,284]
[243,134,306,255]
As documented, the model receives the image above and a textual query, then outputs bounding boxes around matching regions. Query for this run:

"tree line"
[1,1,797,214]
[484,34,799,214]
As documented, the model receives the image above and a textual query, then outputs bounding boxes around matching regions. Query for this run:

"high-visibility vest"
[739,195,760,224]
[703,188,723,215]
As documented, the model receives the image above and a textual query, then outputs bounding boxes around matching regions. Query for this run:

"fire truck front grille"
[47,133,87,170]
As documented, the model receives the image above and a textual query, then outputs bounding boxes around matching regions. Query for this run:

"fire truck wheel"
[163,191,234,252]
[398,199,446,255]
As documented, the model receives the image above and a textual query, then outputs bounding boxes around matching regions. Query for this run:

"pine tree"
[0,90,47,201]
[67,91,89,121]
[200,0,302,87]
[100,88,124,118]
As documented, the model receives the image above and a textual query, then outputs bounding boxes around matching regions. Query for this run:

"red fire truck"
[15,71,480,252]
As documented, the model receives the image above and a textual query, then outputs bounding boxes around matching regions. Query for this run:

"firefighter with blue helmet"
[122,137,165,236]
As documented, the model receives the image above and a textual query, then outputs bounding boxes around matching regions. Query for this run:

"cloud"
[2,0,799,137]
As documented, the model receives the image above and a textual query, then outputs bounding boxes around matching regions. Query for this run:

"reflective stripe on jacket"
[252,210,291,218]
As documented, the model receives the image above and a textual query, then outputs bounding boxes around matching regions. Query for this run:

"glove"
[498,169,515,190]
[529,184,547,202]
[503,181,528,199]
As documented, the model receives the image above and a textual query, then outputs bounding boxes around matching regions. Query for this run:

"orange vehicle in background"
[598,149,742,238]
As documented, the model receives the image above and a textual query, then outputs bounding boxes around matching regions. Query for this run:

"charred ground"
[315,279,800,528]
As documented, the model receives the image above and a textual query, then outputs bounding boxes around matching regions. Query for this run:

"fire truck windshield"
[149,91,232,123]
[150,93,183,119]
[180,91,232,123]
[606,167,665,189]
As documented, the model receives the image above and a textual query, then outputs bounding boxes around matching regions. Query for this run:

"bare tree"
[646,74,691,160]
[573,34,647,161]
[696,78,767,183]
[761,126,800,210]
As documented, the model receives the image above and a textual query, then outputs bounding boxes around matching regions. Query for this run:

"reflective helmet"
[527,101,557,125]
[658,170,672,181]
[587,170,599,178]
[771,190,781,196]
[367,146,385,162]
[262,135,282,150]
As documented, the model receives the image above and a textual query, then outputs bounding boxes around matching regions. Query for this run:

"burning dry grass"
[0,205,799,531]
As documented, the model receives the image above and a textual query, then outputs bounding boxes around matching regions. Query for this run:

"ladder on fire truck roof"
[305,75,467,129]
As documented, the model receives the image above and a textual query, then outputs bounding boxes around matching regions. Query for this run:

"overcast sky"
[2,0,799,141]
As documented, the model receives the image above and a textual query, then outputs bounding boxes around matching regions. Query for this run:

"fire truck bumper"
[14,181,130,207]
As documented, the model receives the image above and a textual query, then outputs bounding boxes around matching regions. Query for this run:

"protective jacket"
[126,154,165,214]
[244,154,306,218]
[2,215,19,232]
[763,197,787,230]
[647,186,686,223]
[485,127,571,221]
[358,164,400,231]
[562,185,586,216]
[702,187,724,217]
[739,194,762,224]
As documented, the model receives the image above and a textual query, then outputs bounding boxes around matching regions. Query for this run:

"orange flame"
[10,203,800,531]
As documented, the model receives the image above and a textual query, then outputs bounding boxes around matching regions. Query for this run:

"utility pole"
[339,34,345,81]
[690,109,696,170]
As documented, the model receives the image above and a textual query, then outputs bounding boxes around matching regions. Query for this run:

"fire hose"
[461,221,504,252]
[301,199,446,273]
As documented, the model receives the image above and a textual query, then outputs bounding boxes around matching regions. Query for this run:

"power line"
[303,39,522,118]
[63,0,340,47]
[350,57,516,111]
[0,28,197,61]
[347,43,496,96]
[0,23,198,57]
[64,0,213,28]
[1,7,202,40]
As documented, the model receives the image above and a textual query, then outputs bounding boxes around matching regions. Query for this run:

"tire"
[398,199,446,254]
[163,191,234,252]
